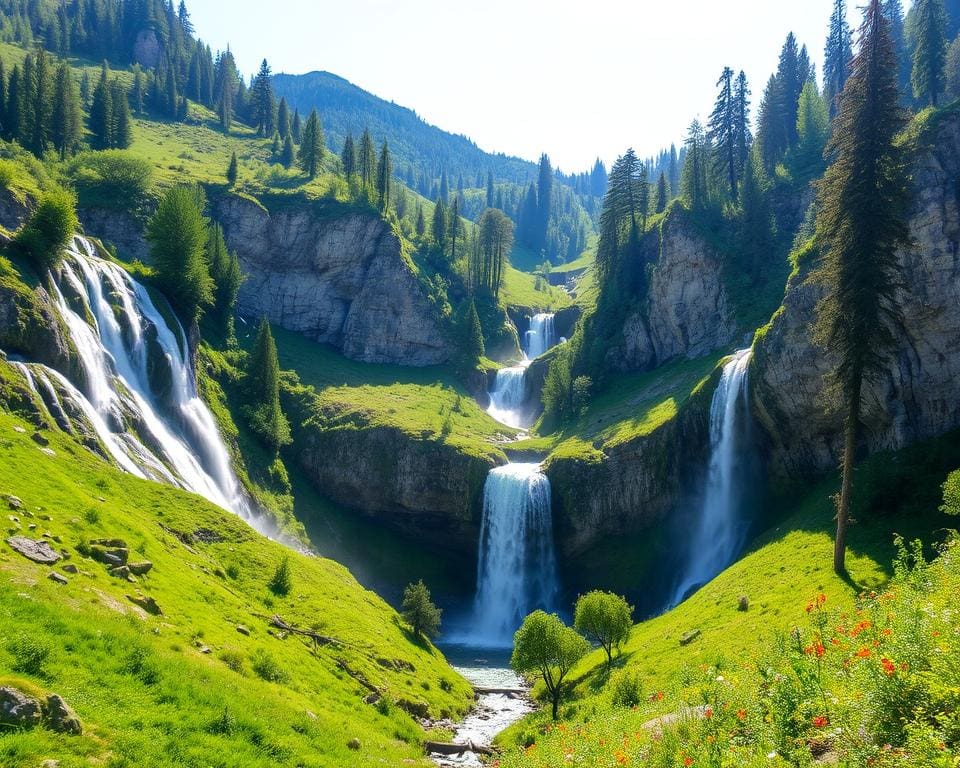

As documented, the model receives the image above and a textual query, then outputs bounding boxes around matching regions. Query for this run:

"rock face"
[611,210,736,372]
[753,108,960,478]
[298,424,499,553]
[0,281,75,377]
[0,687,42,729]
[77,208,150,262]
[212,195,453,366]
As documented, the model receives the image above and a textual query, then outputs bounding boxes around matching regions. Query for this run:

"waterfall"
[12,236,270,535]
[671,348,752,605]
[525,313,555,360]
[472,463,559,647]
[487,366,529,429]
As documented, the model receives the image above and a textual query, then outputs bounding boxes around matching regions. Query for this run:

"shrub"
[268,555,292,596]
[609,668,644,708]
[250,649,287,683]
[401,580,442,639]
[14,188,78,271]
[219,648,246,674]
[7,634,52,676]
[68,150,154,213]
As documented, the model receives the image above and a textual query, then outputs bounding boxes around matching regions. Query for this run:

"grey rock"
[5,495,23,510]
[45,694,82,735]
[128,561,153,575]
[127,594,161,615]
[347,738,362,751]
[30,432,49,447]
[679,629,702,646]
[7,536,61,564]
[47,571,68,585]
[236,625,250,636]
[62,564,78,574]
[0,687,42,728]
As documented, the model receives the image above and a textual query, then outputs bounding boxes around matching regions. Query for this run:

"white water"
[525,313,555,360]
[671,348,752,604]
[470,463,559,647]
[13,237,270,535]
[485,313,558,429]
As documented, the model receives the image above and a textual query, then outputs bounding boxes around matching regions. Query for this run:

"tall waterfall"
[12,237,269,535]
[525,313,555,360]
[671,348,752,605]
[472,463,559,647]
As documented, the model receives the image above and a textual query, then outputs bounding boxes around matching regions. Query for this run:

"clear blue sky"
[186,0,875,172]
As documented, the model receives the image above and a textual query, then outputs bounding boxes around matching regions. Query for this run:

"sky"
[186,0,868,173]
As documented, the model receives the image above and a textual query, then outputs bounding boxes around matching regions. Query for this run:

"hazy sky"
[186,0,870,172]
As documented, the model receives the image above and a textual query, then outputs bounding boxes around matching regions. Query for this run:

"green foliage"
[250,648,288,684]
[13,186,77,271]
[298,109,325,179]
[268,555,292,597]
[244,318,292,453]
[457,299,485,371]
[608,668,644,709]
[946,33,960,100]
[941,469,960,515]
[910,0,949,105]
[787,80,830,181]
[7,633,51,676]
[470,207,514,297]
[205,222,243,325]
[67,150,154,213]
[573,591,633,667]
[146,185,214,326]
[511,611,590,719]
[571,375,592,416]
[401,580,442,639]
[226,151,238,185]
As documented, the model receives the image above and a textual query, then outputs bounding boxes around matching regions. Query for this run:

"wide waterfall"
[13,237,270,535]
[671,348,752,605]
[471,463,559,647]
[525,313,555,360]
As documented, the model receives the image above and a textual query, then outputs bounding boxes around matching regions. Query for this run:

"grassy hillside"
[0,361,473,768]
[495,434,960,766]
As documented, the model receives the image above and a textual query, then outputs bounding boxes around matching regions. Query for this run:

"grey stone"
[7,537,61,564]
[127,594,161,615]
[5,495,22,510]
[47,571,68,585]
[45,694,82,735]
[347,738,361,751]
[62,564,78,574]
[0,687,42,728]
[128,561,153,575]
[30,432,49,447]
[236,625,250,636]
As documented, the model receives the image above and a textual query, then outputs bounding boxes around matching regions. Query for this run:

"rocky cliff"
[610,209,737,372]
[212,195,453,366]
[752,107,960,478]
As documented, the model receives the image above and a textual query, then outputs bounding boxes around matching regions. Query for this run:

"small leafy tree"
[401,580,441,639]
[573,591,633,668]
[511,611,590,719]
[268,555,291,596]
[15,187,77,271]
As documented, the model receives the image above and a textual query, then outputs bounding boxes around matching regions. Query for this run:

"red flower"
[881,658,896,676]
[805,642,826,657]
[684,758,694,767]
[704,707,713,719]
[855,647,872,658]
[813,715,830,728]
[736,709,747,721]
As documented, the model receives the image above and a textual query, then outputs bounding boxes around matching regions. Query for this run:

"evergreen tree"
[462,299,485,362]
[50,61,80,159]
[637,162,650,230]
[298,109,324,179]
[447,196,463,260]
[946,33,960,100]
[811,0,910,574]
[401,581,442,640]
[0,60,6,137]
[376,141,392,212]
[281,132,295,168]
[227,151,238,185]
[680,120,709,210]
[341,133,356,179]
[536,153,553,252]
[245,318,291,453]
[359,129,376,192]
[882,0,912,97]
[790,80,830,180]
[910,0,949,105]
[79,69,91,107]
[473,208,513,296]
[415,205,426,237]
[709,66,739,200]
[738,153,777,281]
[89,63,113,150]
[132,64,145,115]
[216,49,237,132]
[291,109,302,142]
[486,171,495,208]
[432,198,447,253]
[439,168,449,202]
[596,148,642,294]
[276,97,290,138]
[825,0,854,116]
[656,172,668,213]
[668,144,679,195]
[6,65,22,143]
[111,79,132,149]
[146,186,214,326]
[206,222,243,330]
[733,71,752,186]
[251,59,275,136]
[29,46,52,156]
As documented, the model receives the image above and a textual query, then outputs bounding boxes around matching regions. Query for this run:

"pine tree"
[680,120,709,210]
[79,69,91,107]
[291,109,302,142]
[461,299,485,364]
[132,65,145,115]
[790,80,830,180]
[29,46,52,156]
[6,65,22,143]
[401,581,441,639]
[51,61,80,159]
[709,66,739,200]
[415,205,426,237]
[111,79,132,149]
[439,168,449,202]
[734,71,752,186]
[245,318,291,453]
[298,109,325,179]
[447,196,463,260]
[376,141,392,212]
[276,96,290,137]
[656,172,668,213]
[486,171,494,208]
[738,153,777,281]
[596,148,645,299]
[206,222,243,337]
[0,60,6,138]
[432,198,448,253]
[251,59,275,136]
[910,0,949,105]
[359,129,376,192]
[341,134,356,179]
[280,132,295,168]
[812,0,910,574]
[89,63,113,150]
[825,0,854,116]
[536,153,553,253]
[882,0,912,97]
[637,163,650,230]
[227,151,238,185]
[947,34,960,100]
[216,49,237,132]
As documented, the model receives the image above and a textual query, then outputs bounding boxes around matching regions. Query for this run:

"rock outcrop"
[212,195,453,366]
[0,278,75,377]
[611,210,736,372]
[752,107,960,478]
[297,423,500,553]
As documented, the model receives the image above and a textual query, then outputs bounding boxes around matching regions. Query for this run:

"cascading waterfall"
[471,463,559,647]
[671,348,752,605]
[525,313,555,360]
[13,236,271,536]
[485,313,558,429]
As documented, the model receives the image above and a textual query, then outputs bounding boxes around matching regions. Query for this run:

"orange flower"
[614,750,629,765]
[736,709,747,721]
[855,647,872,658]
[813,715,829,728]
[704,707,713,719]
[881,658,896,676]
[683,757,694,767]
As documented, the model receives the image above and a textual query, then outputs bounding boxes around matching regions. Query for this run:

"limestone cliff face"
[752,109,960,478]
[297,423,500,553]
[612,211,736,372]
[213,196,453,366]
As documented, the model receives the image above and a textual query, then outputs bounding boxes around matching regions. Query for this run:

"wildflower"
[704,707,713,719]
[855,647,872,658]
[614,750,628,765]
[881,658,896,676]
[813,715,830,728]
[683,757,694,767]
[736,709,747,721]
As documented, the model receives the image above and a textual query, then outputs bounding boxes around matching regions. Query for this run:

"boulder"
[127,594,161,615]
[47,572,68,585]
[44,694,82,735]
[7,536,61,564]
[128,561,153,575]
[0,687,42,728]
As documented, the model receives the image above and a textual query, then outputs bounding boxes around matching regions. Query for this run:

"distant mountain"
[272,71,540,188]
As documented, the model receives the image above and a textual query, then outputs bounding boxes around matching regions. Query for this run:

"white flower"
[767,751,778,760]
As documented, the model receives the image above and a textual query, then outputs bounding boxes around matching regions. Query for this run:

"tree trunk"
[835,375,862,575]
[551,691,559,721]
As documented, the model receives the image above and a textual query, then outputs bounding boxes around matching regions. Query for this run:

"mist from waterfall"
[471,463,559,647]
[13,237,273,537]
[671,348,753,605]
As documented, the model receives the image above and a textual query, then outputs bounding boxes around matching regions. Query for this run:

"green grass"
[0,361,473,768]
[550,235,596,275]
[500,264,572,313]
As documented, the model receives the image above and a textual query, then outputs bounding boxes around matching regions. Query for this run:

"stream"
[431,646,533,766]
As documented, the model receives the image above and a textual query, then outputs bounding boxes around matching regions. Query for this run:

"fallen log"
[473,686,527,697]
[425,740,496,757]
[268,615,342,647]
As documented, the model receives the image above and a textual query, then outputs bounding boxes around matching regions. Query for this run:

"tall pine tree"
[910,0,949,106]
[298,109,324,179]
[825,0,854,116]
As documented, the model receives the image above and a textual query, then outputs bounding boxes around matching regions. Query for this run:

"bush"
[609,669,644,708]
[68,150,154,213]
[219,648,246,674]
[14,187,78,271]
[7,634,51,676]
[250,649,287,683]
[268,555,292,596]
[401,580,442,639]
